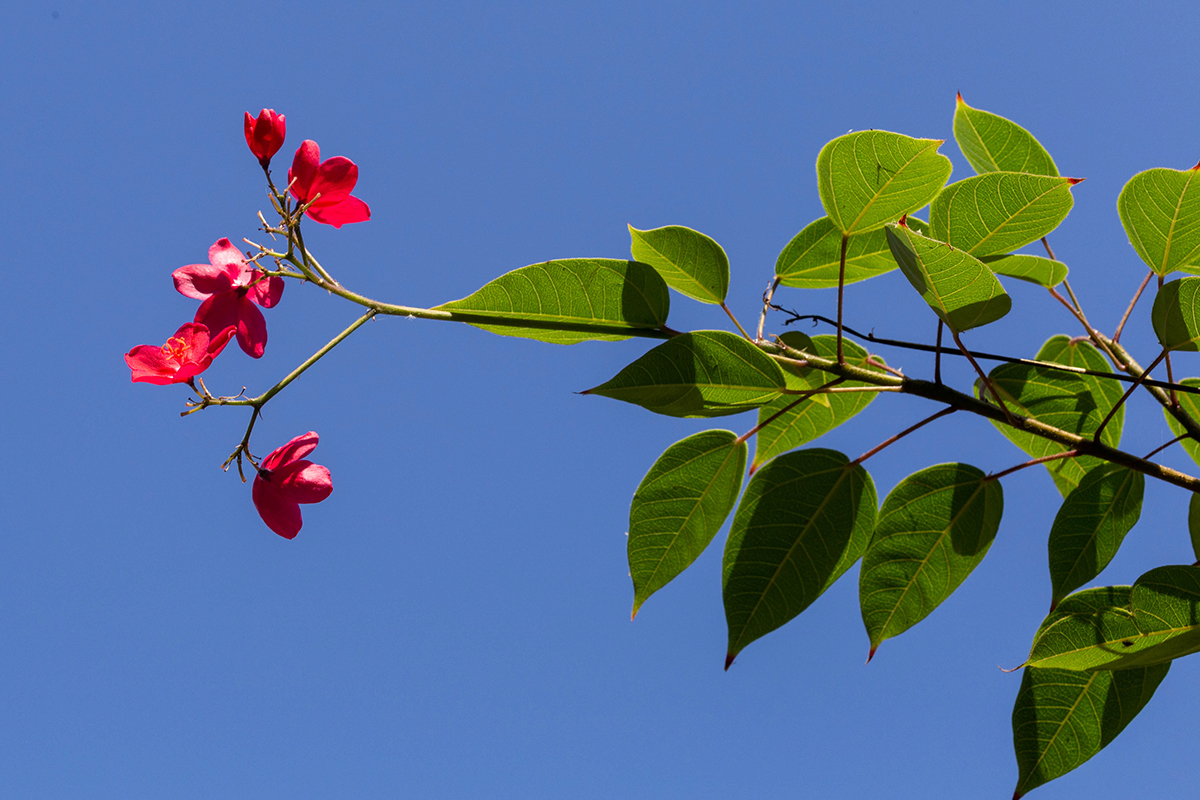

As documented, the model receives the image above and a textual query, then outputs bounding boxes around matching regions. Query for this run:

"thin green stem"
[722,303,753,341]
[836,233,848,365]
[1113,270,1153,343]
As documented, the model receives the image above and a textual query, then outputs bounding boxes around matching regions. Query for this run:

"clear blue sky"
[3,1,1200,797]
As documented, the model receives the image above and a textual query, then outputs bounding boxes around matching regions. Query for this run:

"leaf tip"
[724,653,736,671]
[1191,160,1200,172]
[955,91,965,106]
[897,214,909,228]
[631,603,640,621]
[865,646,878,664]
[748,461,761,476]
[1066,177,1086,186]
[1012,790,1023,800]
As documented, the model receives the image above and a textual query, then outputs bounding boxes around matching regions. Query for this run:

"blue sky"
[4,1,1200,797]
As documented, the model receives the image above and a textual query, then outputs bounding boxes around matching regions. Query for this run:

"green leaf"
[585,330,785,418]
[859,463,1003,656]
[952,94,1059,177]
[1011,663,1169,799]
[628,430,748,619]
[816,131,953,236]
[928,172,1079,258]
[1118,164,1200,276]
[723,449,876,666]
[1151,277,1200,351]
[1026,567,1200,670]
[775,216,929,289]
[1047,464,1145,611]
[753,332,888,469]
[1162,377,1200,468]
[984,336,1124,496]
[435,258,669,344]
[1190,493,1200,564]
[884,221,1012,332]
[628,224,730,304]
[981,253,1068,288]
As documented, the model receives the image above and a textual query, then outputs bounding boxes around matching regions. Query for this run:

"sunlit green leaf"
[585,330,785,417]
[723,449,876,667]
[1190,493,1200,564]
[885,221,1011,331]
[629,430,748,619]
[1151,277,1200,351]
[435,258,669,344]
[775,216,929,289]
[816,131,952,236]
[628,224,730,304]
[859,463,1003,656]
[1047,464,1144,610]
[983,336,1124,496]
[1162,377,1200,468]
[1118,165,1200,276]
[982,253,1068,288]
[929,173,1078,258]
[953,94,1059,177]
[753,333,888,468]
[1011,663,1169,799]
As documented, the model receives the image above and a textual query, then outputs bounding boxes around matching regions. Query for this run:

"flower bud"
[244,109,286,168]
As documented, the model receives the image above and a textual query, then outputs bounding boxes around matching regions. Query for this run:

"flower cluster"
[124,108,370,538]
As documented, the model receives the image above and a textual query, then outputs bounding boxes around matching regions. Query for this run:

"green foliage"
[752,333,886,469]
[1191,493,1200,563]
[1118,165,1200,276]
[983,336,1124,496]
[585,330,785,417]
[628,224,730,304]
[1163,377,1200,467]
[774,216,929,289]
[435,258,670,344]
[858,463,1003,656]
[885,221,1012,331]
[953,94,1059,177]
[1151,277,1200,351]
[928,173,1078,258]
[981,253,1067,288]
[1047,464,1144,610]
[816,131,952,236]
[628,430,747,618]
[722,449,876,667]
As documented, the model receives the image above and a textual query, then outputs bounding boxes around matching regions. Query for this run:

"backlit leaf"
[585,330,785,418]
[1047,464,1144,610]
[629,224,730,304]
[982,253,1068,288]
[629,430,748,619]
[1190,493,1200,563]
[723,449,876,666]
[1151,276,1200,351]
[775,216,929,289]
[885,221,1011,332]
[435,258,669,344]
[1161,377,1200,468]
[859,463,1003,655]
[1118,165,1200,276]
[816,131,952,236]
[929,172,1079,258]
[953,94,1059,177]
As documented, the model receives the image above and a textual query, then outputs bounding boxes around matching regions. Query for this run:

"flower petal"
[289,140,321,202]
[173,262,234,299]
[235,298,268,358]
[194,293,241,342]
[309,156,358,204]
[277,461,333,504]
[253,476,303,539]
[125,344,177,384]
[306,196,371,228]
[262,431,320,471]
[208,238,247,273]
[248,272,285,308]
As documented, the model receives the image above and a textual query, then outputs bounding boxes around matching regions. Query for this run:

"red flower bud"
[244,109,286,168]
[252,432,333,539]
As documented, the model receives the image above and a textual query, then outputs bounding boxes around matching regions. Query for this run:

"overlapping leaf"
[885,221,1011,331]
[982,253,1068,288]
[1162,377,1200,467]
[628,430,748,619]
[1011,662,1169,799]
[435,258,669,344]
[628,224,729,304]
[859,463,1003,656]
[1191,494,1200,563]
[928,172,1078,258]
[816,131,952,236]
[753,332,888,469]
[953,94,1060,177]
[1026,567,1200,670]
[584,330,785,417]
[1118,165,1200,276]
[1151,276,1200,351]
[1047,464,1144,610]
[723,449,876,667]
[983,335,1124,496]
[775,216,929,288]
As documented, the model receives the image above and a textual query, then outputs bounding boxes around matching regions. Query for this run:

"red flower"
[172,238,284,359]
[288,140,371,228]
[125,322,235,385]
[244,109,286,168]
[253,432,334,539]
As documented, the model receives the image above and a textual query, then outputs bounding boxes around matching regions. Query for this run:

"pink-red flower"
[172,238,284,359]
[289,140,371,228]
[244,109,286,168]
[253,432,334,539]
[125,322,235,385]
